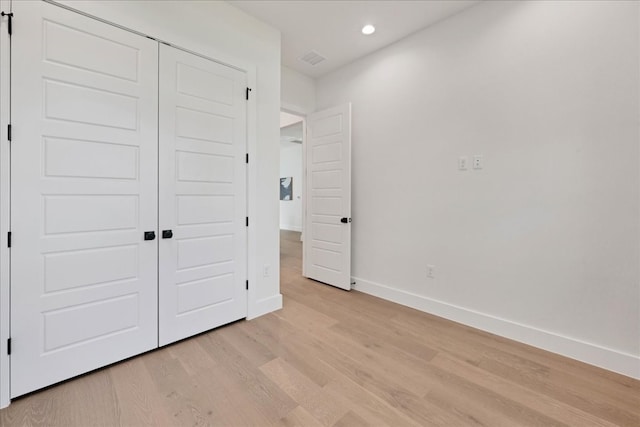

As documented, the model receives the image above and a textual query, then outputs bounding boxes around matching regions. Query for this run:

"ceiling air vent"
[300,50,326,66]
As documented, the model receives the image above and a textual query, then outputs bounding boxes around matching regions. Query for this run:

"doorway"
[279,111,305,277]
[279,104,353,290]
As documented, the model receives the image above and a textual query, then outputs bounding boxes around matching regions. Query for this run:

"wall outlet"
[458,156,469,170]
[263,264,271,277]
[473,155,483,170]
[427,264,435,279]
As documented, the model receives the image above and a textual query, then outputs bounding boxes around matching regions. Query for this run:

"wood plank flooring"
[1,229,639,426]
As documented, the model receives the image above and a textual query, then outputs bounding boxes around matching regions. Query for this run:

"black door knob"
[162,230,173,239]
[144,231,156,241]
[340,217,352,224]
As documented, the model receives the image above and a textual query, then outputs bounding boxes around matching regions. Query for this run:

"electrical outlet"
[458,156,469,170]
[427,264,435,279]
[473,155,483,170]
[263,264,271,277]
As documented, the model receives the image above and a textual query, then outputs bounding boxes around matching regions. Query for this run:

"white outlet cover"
[427,264,435,278]
[458,156,468,170]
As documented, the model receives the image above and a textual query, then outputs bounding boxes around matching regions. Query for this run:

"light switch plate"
[473,155,483,170]
[458,156,469,170]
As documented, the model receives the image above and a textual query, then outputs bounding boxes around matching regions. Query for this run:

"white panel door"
[304,104,352,290]
[10,1,159,397]
[158,44,247,346]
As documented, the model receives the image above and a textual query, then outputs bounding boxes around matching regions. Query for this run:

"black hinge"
[246,217,249,227]
[246,153,249,164]
[7,124,11,142]
[246,87,252,100]
[7,338,11,355]
[7,231,11,248]
[1,12,12,36]
[246,280,249,290]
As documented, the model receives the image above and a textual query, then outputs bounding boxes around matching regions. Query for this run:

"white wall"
[280,143,303,231]
[282,65,316,114]
[317,0,640,378]
[52,2,283,313]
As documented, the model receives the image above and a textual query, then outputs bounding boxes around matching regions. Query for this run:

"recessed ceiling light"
[361,24,375,35]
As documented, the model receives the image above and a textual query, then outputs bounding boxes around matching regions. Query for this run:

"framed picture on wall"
[280,177,293,201]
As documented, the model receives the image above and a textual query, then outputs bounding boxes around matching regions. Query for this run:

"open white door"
[158,44,248,346]
[10,1,159,397]
[303,104,352,290]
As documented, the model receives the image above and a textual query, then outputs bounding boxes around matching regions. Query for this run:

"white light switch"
[473,155,483,170]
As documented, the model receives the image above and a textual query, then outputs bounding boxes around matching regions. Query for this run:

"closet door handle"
[340,217,352,224]
[144,231,156,241]
[162,230,173,239]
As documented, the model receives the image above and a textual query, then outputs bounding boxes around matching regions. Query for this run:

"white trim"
[300,118,307,267]
[352,276,640,380]
[247,294,282,320]
[280,224,302,232]
[281,102,309,117]
[0,0,10,410]
[245,66,260,322]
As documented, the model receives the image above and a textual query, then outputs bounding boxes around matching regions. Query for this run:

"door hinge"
[246,217,249,227]
[1,12,12,36]
[246,280,248,290]
[246,87,252,100]
[7,124,11,142]
[7,338,11,355]
[246,153,249,164]
[7,231,11,248]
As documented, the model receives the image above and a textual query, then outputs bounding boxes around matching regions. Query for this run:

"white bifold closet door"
[10,1,159,397]
[10,2,248,398]
[158,44,248,346]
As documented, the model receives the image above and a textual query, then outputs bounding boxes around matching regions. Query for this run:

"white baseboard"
[352,276,640,380]
[247,293,283,320]
[280,224,302,232]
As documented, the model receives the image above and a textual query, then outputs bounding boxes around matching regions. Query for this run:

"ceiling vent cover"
[300,50,326,66]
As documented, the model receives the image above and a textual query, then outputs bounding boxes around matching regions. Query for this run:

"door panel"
[10,1,159,397]
[304,104,352,290]
[158,44,247,346]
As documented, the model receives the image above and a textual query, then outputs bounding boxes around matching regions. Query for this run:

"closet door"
[10,2,159,397]
[158,45,248,345]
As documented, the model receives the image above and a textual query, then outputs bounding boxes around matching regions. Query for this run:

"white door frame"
[0,0,260,407]
[0,0,11,410]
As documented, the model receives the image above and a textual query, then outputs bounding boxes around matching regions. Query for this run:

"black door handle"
[144,231,156,241]
[162,229,173,239]
[340,217,352,224]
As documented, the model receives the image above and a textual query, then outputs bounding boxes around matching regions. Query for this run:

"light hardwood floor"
[1,229,639,426]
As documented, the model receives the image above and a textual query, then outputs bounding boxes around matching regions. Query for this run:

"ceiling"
[228,0,480,78]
